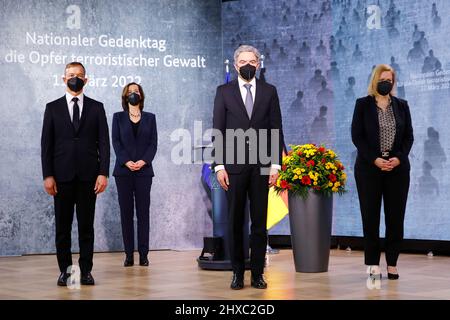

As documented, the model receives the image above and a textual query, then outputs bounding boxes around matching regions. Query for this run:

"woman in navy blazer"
[112,82,157,267]
[351,64,413,280]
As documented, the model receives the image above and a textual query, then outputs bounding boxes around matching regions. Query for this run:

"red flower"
[306,160,315,167]
[301,176,311,185]
[318,147,326,153]
[297,150,303,156]
[329,174,337,182]
[280,180,289,189]
[282,165,287,171]
[321,158,326,164]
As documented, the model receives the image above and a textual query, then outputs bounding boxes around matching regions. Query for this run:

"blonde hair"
[367,64,396,97]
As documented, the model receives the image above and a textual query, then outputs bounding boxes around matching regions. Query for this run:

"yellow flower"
[334,182,341,187]
[328,182,333,187]
[332,187,338,192]
[313,182,318,186]
[283,156,292,164]
[293,175,298,180]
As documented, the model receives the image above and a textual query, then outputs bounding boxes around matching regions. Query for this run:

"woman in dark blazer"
[112,82,158,267]
[351,64,413,280]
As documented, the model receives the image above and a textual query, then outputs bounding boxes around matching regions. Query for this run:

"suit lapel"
[77,95,90,133]
[390,96,401,144]
[58,96,72,129]
[136,112,146,141]
[369,96,381,151]
[232,80,250,121]
[251,79,263,120]
[121,111,136,144]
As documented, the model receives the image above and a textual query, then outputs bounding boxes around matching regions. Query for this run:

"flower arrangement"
[274,144,347,199]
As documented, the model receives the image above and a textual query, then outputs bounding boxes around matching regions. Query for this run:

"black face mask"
[377,80,393,96]
[239,64,257,81]
[127,92,141,106]
[67,77,85,92]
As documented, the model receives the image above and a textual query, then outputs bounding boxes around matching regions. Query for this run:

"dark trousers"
[115,175,152,258]
[355,167,410,266]
[226,165,269,276]
[54,178,97,275]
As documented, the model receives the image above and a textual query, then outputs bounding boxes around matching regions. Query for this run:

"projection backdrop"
[0,0,221,255]
[2,0,450,256]
[223,0,450,240]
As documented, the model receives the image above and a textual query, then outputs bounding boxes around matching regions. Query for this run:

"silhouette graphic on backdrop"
[316,39,327,56]
[290,90,304,112]
[317,80,334,107]
[422,49,442,73]
[309,69,327,92]
[418,161,439,197]
[352,44,363,62]
[345,76,356,101]
[424,127,447,171]
[327,61,340,83]
[310,105,329,145]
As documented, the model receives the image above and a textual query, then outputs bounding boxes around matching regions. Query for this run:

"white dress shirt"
[65,92,84,122]
[215,77,281,173]
[238,76,256,106]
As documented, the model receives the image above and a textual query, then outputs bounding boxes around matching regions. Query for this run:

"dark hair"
[65,62,86,75]
[121,82,145,111]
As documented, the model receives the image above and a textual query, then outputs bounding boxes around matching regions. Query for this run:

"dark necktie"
[72,97,80,131]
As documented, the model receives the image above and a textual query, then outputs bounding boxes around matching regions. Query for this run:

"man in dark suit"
[41,62,110,286]
[213,45,284,290]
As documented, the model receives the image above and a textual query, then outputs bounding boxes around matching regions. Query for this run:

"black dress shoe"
[57,272,69,286]
[251,274,267,289]
[230,273,244,290]
[387,267,399,280]
[80,272,95,285]
[387,272,399,280]
[139,257,149,266]
[124,257,134,267]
